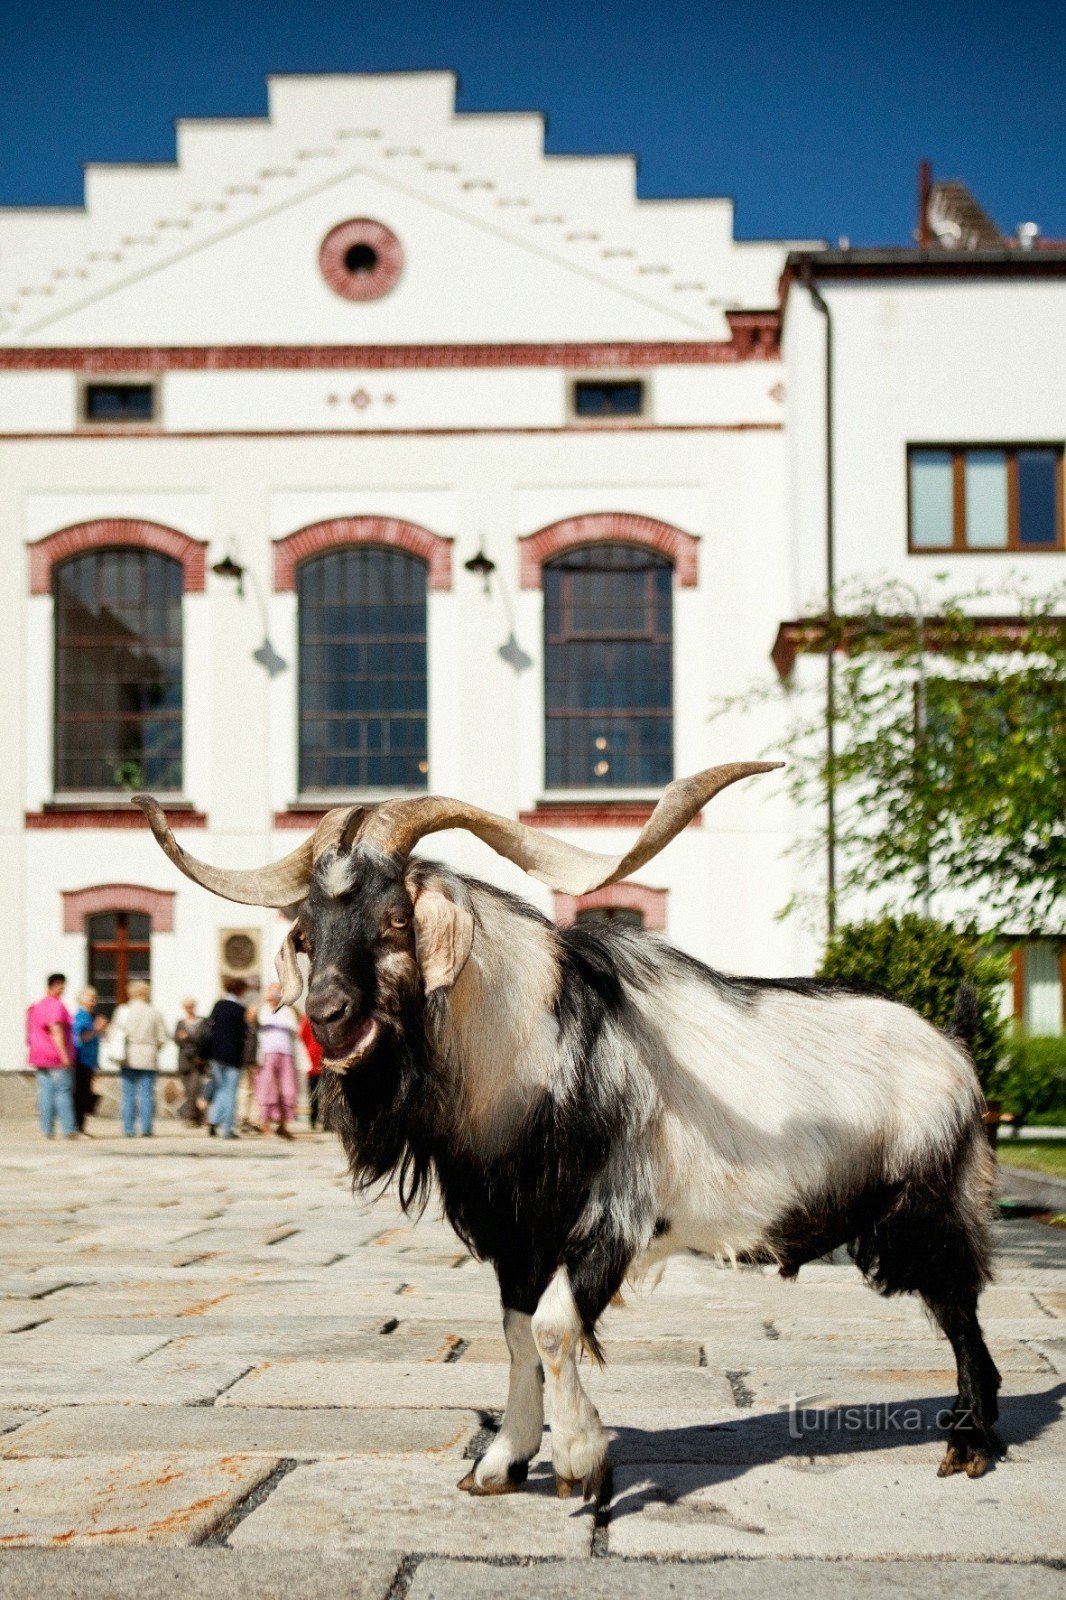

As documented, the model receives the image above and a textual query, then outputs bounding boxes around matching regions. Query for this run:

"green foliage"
[995,1035,1066,1130]
[724,578,1066,931]
[818,915,1008,1089]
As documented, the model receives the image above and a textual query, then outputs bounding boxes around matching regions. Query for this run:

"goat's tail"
[950,981,979,1058]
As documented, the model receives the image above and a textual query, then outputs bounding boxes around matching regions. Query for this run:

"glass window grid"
[87,911,151,1019]
[908,445,1064,552]
[298,547,429,792]
[54,550,183,793]
[544,544,673,790]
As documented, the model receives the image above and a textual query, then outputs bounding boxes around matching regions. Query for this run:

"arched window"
[544,543,673,789]
[298,547,428,792]
[54,549,183,793]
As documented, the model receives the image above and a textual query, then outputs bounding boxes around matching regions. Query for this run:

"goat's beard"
[321,994,440,1215]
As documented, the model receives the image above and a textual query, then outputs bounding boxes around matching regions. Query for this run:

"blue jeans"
[120,1068,156,1136]
[207,1062,241,1136]
[36,1067,76,1137]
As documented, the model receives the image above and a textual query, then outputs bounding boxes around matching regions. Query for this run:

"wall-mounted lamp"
[211,552,245,597]
[463,546,496,595]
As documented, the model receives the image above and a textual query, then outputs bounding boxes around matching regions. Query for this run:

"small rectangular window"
[909,445,1063,552]
[572,380,646,419]
[82,381,157,424]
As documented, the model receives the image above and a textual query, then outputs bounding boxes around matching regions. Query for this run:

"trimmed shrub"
[995,1035,1066,1132]
[818,915,1008,1090]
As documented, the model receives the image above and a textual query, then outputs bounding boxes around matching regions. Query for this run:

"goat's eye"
[389,914,410,931]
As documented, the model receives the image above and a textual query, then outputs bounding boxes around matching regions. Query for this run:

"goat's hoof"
[457,1463,525,1496]
[555,1475,579,1499]
[937,1440,997,1480]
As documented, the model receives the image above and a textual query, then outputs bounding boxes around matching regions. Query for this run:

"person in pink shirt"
[26,973,77,1139]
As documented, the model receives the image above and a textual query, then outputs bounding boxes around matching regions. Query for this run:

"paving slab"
[230,1456,595,1557]
[0,1548,402,1597]
[218,1358,736,1413]
[0,1405,478,1459]
[0,1452,277,1547]
[0,1362,252,1407]
[408,1558,1066,1600]
[607,1460,1066,1560]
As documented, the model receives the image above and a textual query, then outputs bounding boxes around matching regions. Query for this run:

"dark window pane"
[1018,450,1060,546]
[544,543,672,788]
[54,550,183,793]
[84,383,156,422]
[87,909,152,1018]
[297,547,428,791]
[573,381,645,418]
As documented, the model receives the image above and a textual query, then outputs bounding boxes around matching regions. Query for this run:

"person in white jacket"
[111,980,168,1138]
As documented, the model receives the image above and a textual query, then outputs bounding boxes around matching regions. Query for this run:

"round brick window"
[319,219,404,302]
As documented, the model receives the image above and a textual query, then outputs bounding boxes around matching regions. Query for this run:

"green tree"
[818,915,1008,1089]
[747,581,1065,932]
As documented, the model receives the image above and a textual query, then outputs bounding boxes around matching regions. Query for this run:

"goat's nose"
[306,984,354,1032]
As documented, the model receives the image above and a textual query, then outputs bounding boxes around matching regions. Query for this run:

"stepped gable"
[0,72,818,347]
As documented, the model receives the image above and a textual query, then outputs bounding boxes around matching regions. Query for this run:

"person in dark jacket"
[204,979,247,1139]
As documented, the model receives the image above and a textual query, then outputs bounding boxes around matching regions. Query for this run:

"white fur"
[438,885,561,1155]
[474,1311,545,1488]
[531,1269,609,1488]
[625,966,980,1268]
[318,849,354,899]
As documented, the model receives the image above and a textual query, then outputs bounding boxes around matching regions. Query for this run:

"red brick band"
[519,513,699,589]
[28,519,208,595]
[28,807,206,831]
[61,882,176,933]
[0,329,780,372]
[273,517,453,592]
[553,883,667,930]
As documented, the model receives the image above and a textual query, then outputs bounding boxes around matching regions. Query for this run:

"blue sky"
[1,0,1063,244]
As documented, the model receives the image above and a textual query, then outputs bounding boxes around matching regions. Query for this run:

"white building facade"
[0,74,1062,1065]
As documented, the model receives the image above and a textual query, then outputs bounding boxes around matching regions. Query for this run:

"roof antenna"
[917,160,932,247]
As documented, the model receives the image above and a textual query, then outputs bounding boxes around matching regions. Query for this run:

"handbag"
[105,1005,129,1070]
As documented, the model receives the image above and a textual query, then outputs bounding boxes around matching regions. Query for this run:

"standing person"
[205,979,247,1140]
[173,997,208,1124]
[256,982,298,1140]
[299,1010,324,1130]
[71,986,106,1133]
[115,980,167,1138]
[26,974,77,1140]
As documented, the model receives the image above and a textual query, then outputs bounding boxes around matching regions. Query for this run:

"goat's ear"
[411,882,474,994]
[274,924,305,1008]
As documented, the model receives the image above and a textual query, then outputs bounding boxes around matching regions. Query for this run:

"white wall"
[0,419,800,1068]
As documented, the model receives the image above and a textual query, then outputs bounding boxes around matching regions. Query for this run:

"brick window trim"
[273,517,454,591]
[61,883,175,935]
[28,519,208,596]
[27,807,206,830]
[518,513,699,589]
[554,884,667,931]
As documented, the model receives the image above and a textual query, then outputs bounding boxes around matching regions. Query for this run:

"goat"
[135,762,1002,1494]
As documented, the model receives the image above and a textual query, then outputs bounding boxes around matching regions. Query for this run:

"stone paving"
[0,1124,1063,1597]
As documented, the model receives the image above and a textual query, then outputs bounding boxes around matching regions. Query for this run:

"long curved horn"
[356,762,782,896]
[132,794,317,908]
